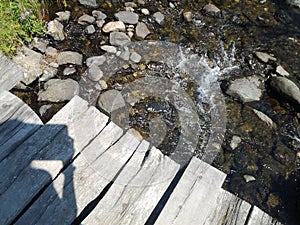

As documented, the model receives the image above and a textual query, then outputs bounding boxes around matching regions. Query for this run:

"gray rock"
[39,104,52,117]
[63,67,76,76]
[243,175,256,183]
[230,135,241,150]
[88,65,103,81]
[40,66,58,82]
[98,80,108,90]
[125,2,137,8]
[255,51,276,63]
[97,89,125,113]
[287,0,300,8]
[119,48,130,61]
[78,14,95,25]
[32,38,48,53]
[49,62,59,68]
[130,52,142,63]
[135,22,151,39]
[114,11,139,24]
[253,109,276,128]
[92,10,107,20]
[86,25,96,34]
[86,55,106,67]
[57,51,83,65]
[276,65,289,76]
[203,4,221,13]
[226,76,263,102]
[47,20,65,41]
[270,76,300,104]
[96,20,105,28]
[109,32,131,46]
[141,8,150,15]
[13,46,43,85]
[45,47,58,57]
[183,11,193,22]
[100,45,117,53]
[55,11,71,21]
[38,79,79,102]
[102,21,126,33]
[153,12,165,25]
[78,0,99,8]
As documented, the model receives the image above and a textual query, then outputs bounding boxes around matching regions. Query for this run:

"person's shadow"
[0,119,79,225]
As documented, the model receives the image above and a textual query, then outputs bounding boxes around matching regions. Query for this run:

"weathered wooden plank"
[15,122,124,225]
[0,91,43,161]
[247,206,282,225]
[83,141,180,225]
[155,157,226,225]
[0,96,108,225]
[0,53,23,91]
[203,190,251,225]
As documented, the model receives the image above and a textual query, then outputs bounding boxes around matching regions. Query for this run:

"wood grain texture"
[247,206,282,225]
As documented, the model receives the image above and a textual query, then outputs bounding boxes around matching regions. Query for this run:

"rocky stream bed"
[9,0,300,224]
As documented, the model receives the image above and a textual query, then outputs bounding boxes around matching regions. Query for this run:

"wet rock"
[57,51,83,65]
[87,65,103,82]
[253,109,276,128]
[255,51,276,63]
[40,66,58,82]
[225,76,263,102]
[100,45,117,53]
[125,2,137,8]
[45,47,58,57]
[55,11,71,22]
[39,104,52,117]
[276,65,289,76]
[118,48,130,61]
[38,79,79,102]
[13,46,43,85]
[86,55,106,67]
[78,14,95,25]
[63,67,76,76]
[109,32,131,46]
[203,4,221,14]
[287,0,300,8]
[141,8,150,15]
[183,11,193,22]
[243,175,256,183]
[98,90,125,113]
[102,21,126,33]
[130,52,142,63]
[115,11,139,24]
[267,193,280,208]
[86,25,96,34]
[273,143,295,164]
[78,0,99,8]
[230,135,242,150]
[138,0,145,5]
[135,22,151,39]
[270,76,300,104]
[96,20,105,28]
[47,20,65,41]
[92,10,107,20]
[32,38,48,53]
[153,12,165,25]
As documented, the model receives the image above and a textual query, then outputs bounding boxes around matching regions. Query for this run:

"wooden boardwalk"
[0,90,282,225]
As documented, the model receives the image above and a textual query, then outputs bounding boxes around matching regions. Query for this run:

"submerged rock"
[255,51,276,63]
[230,135,242,150]
[183,10,193,22]
[287,0,300,8]
[225,76,263,102]
[38,79,79,102]
[57,51,83,65]
[79,0,99,8]
[153,12,165,25]
[13,46,43,85]
[109,32,131,46]
[203,4,221,14]
[252,109,276,128]
[97,90,125,113]
[114,11,139,24]
[135,22,151,39]
[270,76,300,104]
[276,65,289,76]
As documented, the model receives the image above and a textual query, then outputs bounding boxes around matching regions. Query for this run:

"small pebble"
[243,175,256,183]
[63,67,76,76]
[141,8,150,15]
